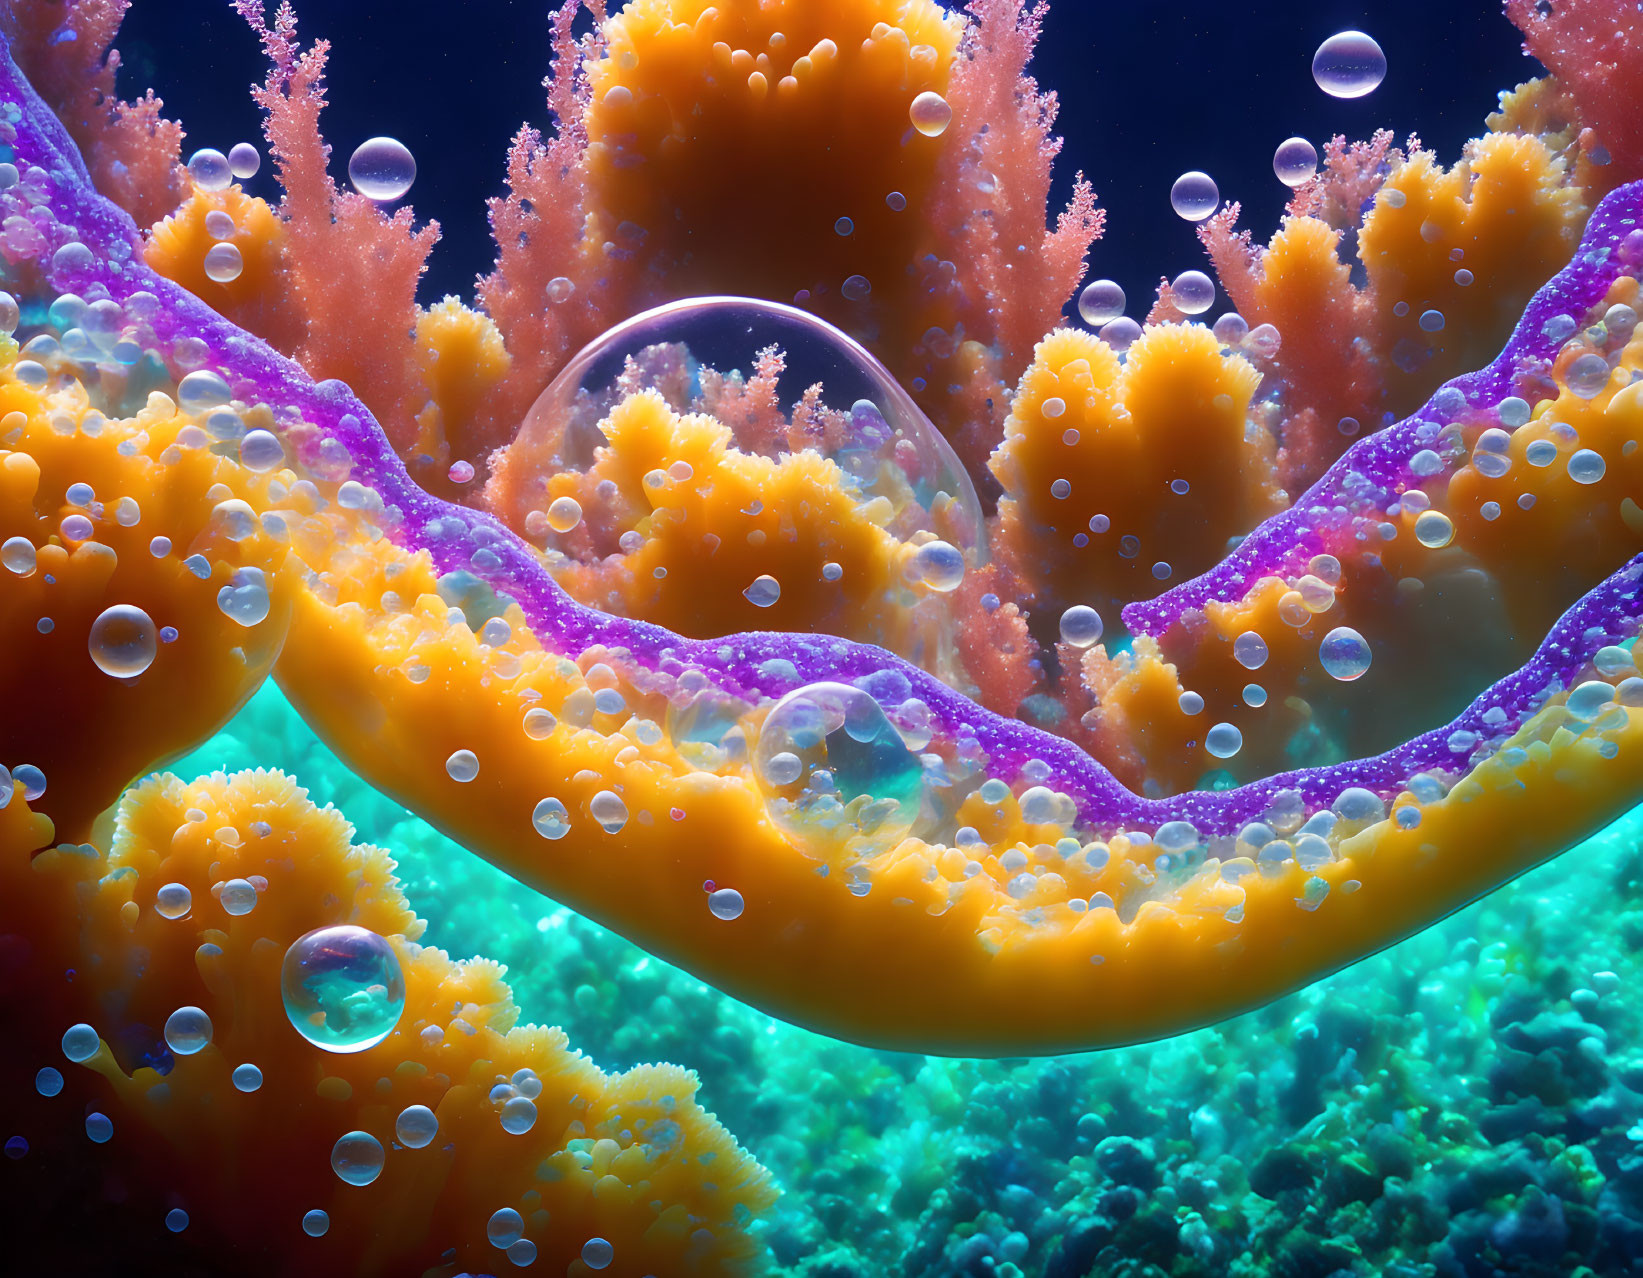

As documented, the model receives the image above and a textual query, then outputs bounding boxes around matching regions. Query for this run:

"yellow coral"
[1,769,773,1276]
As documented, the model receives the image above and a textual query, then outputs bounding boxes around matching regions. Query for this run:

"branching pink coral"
[234,0,440,451]
[1,0,184,226]
[472,1,621,456]
[924,0,1103,468]
[1506,0,1643,185]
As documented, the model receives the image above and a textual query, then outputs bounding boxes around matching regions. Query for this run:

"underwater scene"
[5,0,1643,1273]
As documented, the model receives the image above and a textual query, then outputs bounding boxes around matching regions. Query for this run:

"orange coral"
[1,769,774,1276]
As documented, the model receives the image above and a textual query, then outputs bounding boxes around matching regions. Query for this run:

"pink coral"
[1,0,185,226]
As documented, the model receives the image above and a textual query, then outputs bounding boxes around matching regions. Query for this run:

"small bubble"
[1172,270,1215,315]
[331,1131,385,1186]
[1170,171,1219,221]
[1414,509,1454,548]
[1059,605,1104,648]
[1319,626,1373,680]
[88,604,157,677]
[1077,279,1125,326]
[744,574,781,607]
[163,1006,212,1056]
[913,540,965,591]
[165,1208,189,1233]
[582,1238,615,1270]
[187,148,232,192]
[228,142,261,179]
[396,1104,439,1148]
[1205,722,1242,759]
[302,1209,330,1237]
[232,1063,263,1092]
[908,91,952,137]
[1313,30,1386,99]
[348,137,416,201]
[445,749,479,782]
[156,882,192,919]
[1273,136,1318,186]
[708,887,745,920]
[203,242,243,283]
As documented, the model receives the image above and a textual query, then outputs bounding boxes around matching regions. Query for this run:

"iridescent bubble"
[187,148,232,192]
[1568,353,1611,399]
[1319,627,1373,681]
[281,925,406,1053]
[753,682,924,854]
[1414,509,1454,549]
[545,496,582,533]
[177,369,232,414]
[1233,630,1269,670]
[228,142,261,179]
[347,137,416,201]
[1273,136,1318,186]
[88,604,157,677]
[1077,279,1125,327]
[1171,270,1215,315]
[1170,171,1219,221]
[163,1006,212,1056]
[1059,605,1104,648]
[1312,31,1386,99]
[220,877,258,916]
[912,540,965,592]
[155,882,192,920]
[908,91,952,137]
[330,1131,384,1186]
[203,242,243,284]
[1,535,36,575]
[396,1104,438,1149]
[708,887,745,920]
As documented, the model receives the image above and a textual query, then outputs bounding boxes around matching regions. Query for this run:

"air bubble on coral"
[331,1131,385,1186]
[1414,510,1454,549]
[532,797,570,839]
[489,1208,524,1247]
[221,877,258,915]
[347,137,416,201]
[1077,279,1125,326]
[1099,317,1141,353]
[217,566,271,627]
[1170,171,1219,221]
[1569,448,1606,484]
[396,1104,438,1148]
[2,535,35,575]
[590,790,629,833]
[500,1096,537,1134]
[523,707,557,739]
[281,925,407,1053]
[203,242,243,283]
[1568,353,1612,399]
[1233,631,1269,670]
[908,90,952,137]
[87,604,157,678]
[752,682,924,855]
[177,369,231,413]
[912,540,965,592]
[1312,31,1385,98]
[155,882,192,919]
[228,142,260,179]
[1205,722,1243,759]
[1273,136,1318,186]
[744,574,782,608]
[163,1006,212,1055]
[187,148,232,191]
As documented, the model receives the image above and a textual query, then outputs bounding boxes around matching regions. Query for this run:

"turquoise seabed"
[169,689,1643,1273]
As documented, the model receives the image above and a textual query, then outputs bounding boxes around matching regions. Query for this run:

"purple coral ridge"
[6,25,1642,843]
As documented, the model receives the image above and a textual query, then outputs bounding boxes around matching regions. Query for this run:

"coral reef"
[7,0,1643,1271]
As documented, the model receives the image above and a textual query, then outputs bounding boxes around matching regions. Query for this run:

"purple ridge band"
[7,31,1642,843]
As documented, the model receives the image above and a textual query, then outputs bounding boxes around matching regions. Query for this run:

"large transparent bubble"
[752,681,928,859]
[497,296,985,569]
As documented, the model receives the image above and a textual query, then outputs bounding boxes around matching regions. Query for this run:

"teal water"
[169,683,1643,1276]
